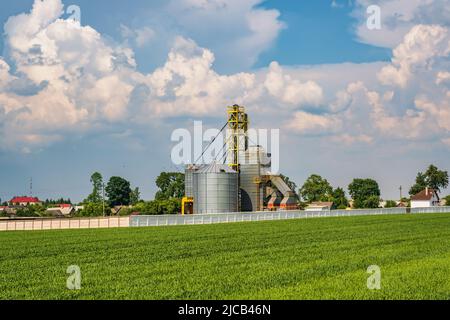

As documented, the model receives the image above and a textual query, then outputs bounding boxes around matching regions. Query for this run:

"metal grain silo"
[193,163,238,214]
[185,164,204,198]
[240,146,271,212]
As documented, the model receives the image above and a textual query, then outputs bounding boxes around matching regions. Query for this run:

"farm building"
[305,202,334,211]
[9,196,41,206]
[45,204,75,217]
[411,188,440,208]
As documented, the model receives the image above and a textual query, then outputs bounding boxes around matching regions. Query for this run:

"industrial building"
[182,105,298,214]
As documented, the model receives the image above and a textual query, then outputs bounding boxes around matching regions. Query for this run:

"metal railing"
[130,207,450,228]
[1,207,449,232]
[410,206,450,214]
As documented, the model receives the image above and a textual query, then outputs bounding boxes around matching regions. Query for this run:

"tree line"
[77,172,184,217]
[2,164,448,218]
[296,164,449,209]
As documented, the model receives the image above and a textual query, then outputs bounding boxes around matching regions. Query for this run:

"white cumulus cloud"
[353,0,450,48]
[286,111,342,135]
[264,62,324,107]
[164,0,285,71]
[0,0,139,150]
[1,0,449,154]
[378,25,450,88]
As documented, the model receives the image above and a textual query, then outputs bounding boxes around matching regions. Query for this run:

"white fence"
[0,216,130,232]
[1,207,449,232]
[129,207,450,228]
[409,206,450,214]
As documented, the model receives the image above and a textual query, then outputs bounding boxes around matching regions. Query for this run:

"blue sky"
[0,0,449,203]
[256,1,392,67]
[0,0,392,72]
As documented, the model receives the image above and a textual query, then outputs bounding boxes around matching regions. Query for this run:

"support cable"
[193,121,228,165]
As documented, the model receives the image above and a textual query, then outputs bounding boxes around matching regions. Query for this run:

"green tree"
[385,200,397,208]
[134,201,159,215]
[77,202,108,217]
[409,172,427,196]
[130,187,141,205]
[159,198,182,215]
[299,174,333,203]
[15,205,45,217]
[105,176,132,207]
[348,178,381,209]
[15,208,38,218]
[85,172,104,203]
[44,198,72,206]
[409,165,449,195]
[443,195,450,206]
[155,172,185,200]
[365,195,381,209]
[331,187,349,209]
[131,198,181,215]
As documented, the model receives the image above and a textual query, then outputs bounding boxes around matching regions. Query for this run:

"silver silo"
[193,163,239,214]
[185,164,204,198]
[240,146,271,212]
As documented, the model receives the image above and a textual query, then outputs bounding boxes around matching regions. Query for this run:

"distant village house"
[9,196,42,206]
[410,188,440,208]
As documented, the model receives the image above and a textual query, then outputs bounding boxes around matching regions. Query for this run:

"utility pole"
[399,186,403,201]
[102,183,105,217]
[30,177,33,196]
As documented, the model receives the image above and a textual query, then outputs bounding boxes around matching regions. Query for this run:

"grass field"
[1,213,450,300]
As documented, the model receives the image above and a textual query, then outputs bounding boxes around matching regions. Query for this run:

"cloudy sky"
[0,0,449,202]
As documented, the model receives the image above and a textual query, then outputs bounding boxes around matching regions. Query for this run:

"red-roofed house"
[9,196,42,206]
[411,188,440,208]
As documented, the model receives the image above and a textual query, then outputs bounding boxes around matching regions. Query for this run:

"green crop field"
[1,213,450,300]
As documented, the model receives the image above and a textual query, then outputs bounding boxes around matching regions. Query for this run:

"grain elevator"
[182,105,298,214]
